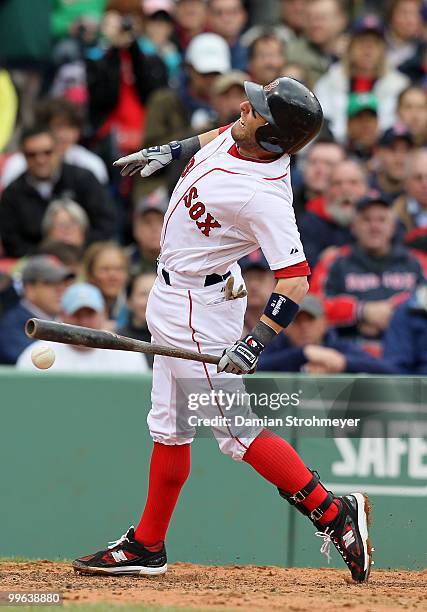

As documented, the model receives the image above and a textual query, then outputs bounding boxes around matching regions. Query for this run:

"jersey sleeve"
[239,183,307,270]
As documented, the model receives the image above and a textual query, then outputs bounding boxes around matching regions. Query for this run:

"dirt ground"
[1,561,426,611]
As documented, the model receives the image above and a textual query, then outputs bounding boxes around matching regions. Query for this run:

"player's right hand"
[113,144,174,178]
[217,335,265,375]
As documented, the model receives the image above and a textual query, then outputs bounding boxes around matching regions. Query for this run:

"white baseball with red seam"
[31,345,55,369]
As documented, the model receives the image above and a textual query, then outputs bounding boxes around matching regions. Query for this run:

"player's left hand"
[217,335,265,375]
[113,144,174,177]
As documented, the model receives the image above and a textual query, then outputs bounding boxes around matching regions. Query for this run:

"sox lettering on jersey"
[183,186,221,237]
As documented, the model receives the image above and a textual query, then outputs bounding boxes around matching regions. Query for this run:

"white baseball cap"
[142,0,175,16]
[186,33,231,74]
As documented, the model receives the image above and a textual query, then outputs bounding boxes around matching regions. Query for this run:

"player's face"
[231,101,272,157]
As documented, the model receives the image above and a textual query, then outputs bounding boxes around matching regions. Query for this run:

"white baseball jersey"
[146,125,308,458]
[159,124,307,276]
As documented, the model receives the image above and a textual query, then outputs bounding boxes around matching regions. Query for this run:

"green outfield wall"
[0,369,425,570]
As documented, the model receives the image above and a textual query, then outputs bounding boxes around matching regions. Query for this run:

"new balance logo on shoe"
[111,550,128,563]
[343,530,356,548]
[290,248,299,254]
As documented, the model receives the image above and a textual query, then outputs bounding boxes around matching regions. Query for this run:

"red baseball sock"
[135,442,191,547]
[243,430,339,525]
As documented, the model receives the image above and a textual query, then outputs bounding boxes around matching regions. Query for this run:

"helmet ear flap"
[255,124,285,154]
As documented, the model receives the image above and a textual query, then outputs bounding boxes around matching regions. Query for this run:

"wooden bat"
[25,318,221,365]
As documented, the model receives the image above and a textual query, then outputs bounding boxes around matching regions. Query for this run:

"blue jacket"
[258,329,397,374]
[383,291,427,374]
[0,302,36,364]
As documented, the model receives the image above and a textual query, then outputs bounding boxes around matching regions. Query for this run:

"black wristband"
[264,293,299,328]
[251,321,278,347]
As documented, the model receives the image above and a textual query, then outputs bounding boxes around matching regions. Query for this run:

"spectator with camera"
[85,0,168,164]
[0,126,114,258]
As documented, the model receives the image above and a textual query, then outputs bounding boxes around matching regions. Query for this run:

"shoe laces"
[107,526,134,549]
[315,526,348,565]
[315,527,334,564]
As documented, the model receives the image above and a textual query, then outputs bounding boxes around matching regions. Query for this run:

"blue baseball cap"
[355,190,391,213]
[351,14,385,38]
[62,283,105,315]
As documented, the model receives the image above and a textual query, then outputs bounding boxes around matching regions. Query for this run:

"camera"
[121,15,134,33]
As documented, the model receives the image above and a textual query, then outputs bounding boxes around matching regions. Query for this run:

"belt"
[162,268,231,287]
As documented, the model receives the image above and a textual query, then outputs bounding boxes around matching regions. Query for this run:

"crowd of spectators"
[1,0,427,375]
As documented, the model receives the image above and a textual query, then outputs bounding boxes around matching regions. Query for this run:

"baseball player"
[73,78,373,582]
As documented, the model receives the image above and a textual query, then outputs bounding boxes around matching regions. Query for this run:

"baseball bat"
[25,318,221,365]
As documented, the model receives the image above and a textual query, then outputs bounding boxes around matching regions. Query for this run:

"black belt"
[162,268,231,287]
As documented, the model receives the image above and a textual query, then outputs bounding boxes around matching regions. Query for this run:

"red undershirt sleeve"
[274,260,311,278]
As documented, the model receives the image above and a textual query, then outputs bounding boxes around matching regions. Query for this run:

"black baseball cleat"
[72,527,167,576]
[314,493,373,583]
[278,471,373,583]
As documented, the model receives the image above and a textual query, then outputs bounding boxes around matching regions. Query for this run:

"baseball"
[31,345,55,370]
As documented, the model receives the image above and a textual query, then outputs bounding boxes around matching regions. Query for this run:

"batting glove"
[224,276,247,301]
[113,143,180,178]
[217,335,265,375]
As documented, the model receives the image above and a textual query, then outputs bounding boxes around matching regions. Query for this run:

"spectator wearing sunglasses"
[0,125,114,258]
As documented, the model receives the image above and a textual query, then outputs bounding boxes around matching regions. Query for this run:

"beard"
[326,199,355,227]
